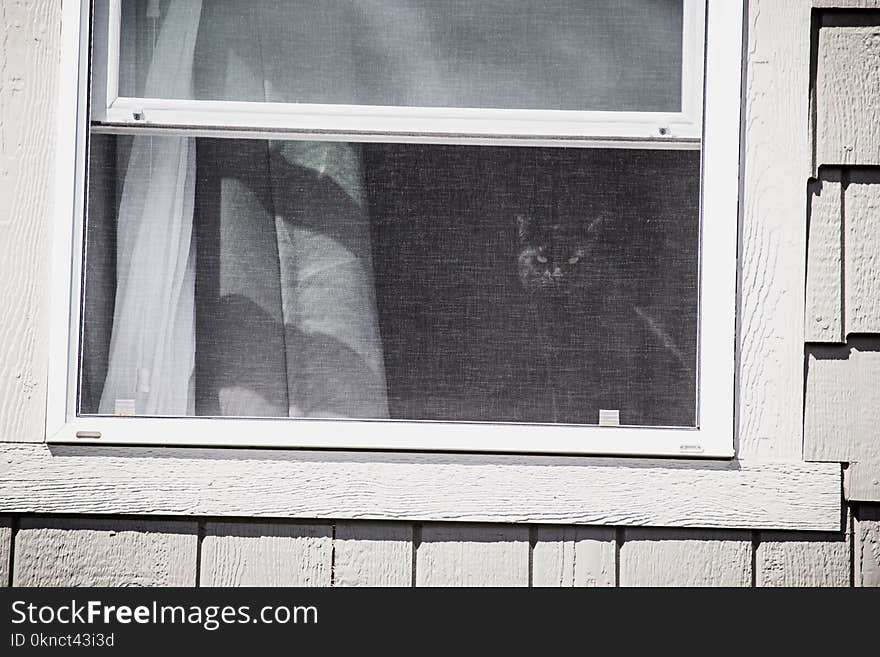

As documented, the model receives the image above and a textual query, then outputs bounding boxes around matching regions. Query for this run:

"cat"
[515,213,605,306]
[514,212,691,426]
[514,213,610,423]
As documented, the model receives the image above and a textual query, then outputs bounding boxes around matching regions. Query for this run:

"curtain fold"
[101,0,388,419]
[99,0,203,415]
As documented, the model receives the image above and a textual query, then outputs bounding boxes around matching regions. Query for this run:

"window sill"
[0,442,841,531]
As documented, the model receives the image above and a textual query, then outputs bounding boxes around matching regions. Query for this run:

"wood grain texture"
[854,505,880,586]
[0,517,10,587]
[200,522,332,586]
[0,0,60,443]
[845,183,880,334]
[416,524,529,587]
[12,518,197,586]
[756,530,850,586]
[845,459,880,501]
[806,178,844,342]
[814,1,880,8]
[333,522,412,587]
[804,347,880,463]
[817,26,880,166]
[0,444,842,530]
[738,0,811,460]
[619,529,752,587]
[532,526,615,587]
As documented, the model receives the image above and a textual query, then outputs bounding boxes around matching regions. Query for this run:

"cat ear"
[516,214,532,243]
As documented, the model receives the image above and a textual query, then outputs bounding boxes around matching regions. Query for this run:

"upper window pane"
[118,0,685,112]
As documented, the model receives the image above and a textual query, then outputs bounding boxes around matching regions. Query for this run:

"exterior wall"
[0,0,879,586]
[2,511,879,587]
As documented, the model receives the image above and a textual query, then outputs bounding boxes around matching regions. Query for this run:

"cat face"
[516,214,600,298]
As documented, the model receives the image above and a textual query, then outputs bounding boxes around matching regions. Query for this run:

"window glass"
[81,135,699,427]
[118,0,685,112]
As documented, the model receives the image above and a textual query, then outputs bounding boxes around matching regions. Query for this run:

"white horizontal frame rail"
[47,0,742,458]
[0,443,842,531]
[91,0,707,142]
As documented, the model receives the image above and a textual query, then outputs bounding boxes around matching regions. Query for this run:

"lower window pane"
[81,135,700,428]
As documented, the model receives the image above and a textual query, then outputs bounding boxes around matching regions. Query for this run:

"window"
[48,0,743,457]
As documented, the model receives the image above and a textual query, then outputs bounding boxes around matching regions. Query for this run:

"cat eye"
[536,254,549,264]
[567,256,580,265]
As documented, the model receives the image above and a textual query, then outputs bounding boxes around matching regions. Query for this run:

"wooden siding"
[814,1,880,8]
[0,0,59,443]
[737,0,812,460]
[532,526,616,587]
[805,345,880,464]
[0,0,879,588]
[12,518,198,586]
[200,522,333,587]
[756,519,852,587]
[806,175,844,343]
[806,177,880,341]
[816,23,880,166]
[804,4,880,503]
[333,522,413,587]
[619,529,752,587]
[0,517,11,587]
[854,505,880,586]
[846,458,880,501]
[415,525,530,587]
[2,511,874,586]
[845,182,880,333]
[0,443,841,531]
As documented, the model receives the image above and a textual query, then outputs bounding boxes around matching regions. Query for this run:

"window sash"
[47,0,743,458]
[89,0,707,146]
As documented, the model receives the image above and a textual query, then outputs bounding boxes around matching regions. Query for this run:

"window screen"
[82,135,698,427]
[81,0,702,432]
[118,0,684,112]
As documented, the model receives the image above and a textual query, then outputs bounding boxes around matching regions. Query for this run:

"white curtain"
[99,1,203,416]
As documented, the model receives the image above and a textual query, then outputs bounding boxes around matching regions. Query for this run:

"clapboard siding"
[817,24,880,166]
[200,522,332,587]
[756,528,850,586]
[12,518,197,586]
[854,505,880,586]
[416,524,529,587]
[803,4,880,502]
[804,345,880,464]
[806,178,880,343]
[6,512,879,586]
[0,517,11,587]
[806,176,844,342]
[845,182,880,333]
[0,0,59,444]
[619,529,752,587]
[845,459,880,501]
[532,526,616,587]
[333,522,413,587]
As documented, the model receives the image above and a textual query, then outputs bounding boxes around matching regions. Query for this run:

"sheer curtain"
[99,0,388,418]
[98,0,202,415]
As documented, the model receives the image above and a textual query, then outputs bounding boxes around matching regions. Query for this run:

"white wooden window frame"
[46,0,743,459]
[89,0,707,146]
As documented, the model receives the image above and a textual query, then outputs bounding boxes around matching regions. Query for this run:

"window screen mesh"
[119,0,685,112]
[81,136,699,427]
